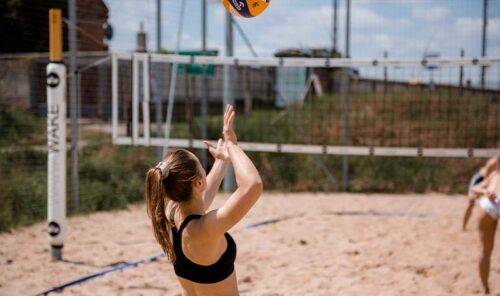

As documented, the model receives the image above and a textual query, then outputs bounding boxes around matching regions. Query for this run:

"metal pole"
[383,51,388,93]
[333,0,338,53]
[481,0,488,88]
[200,0,208,168]
[223,12,235,192]
[383,51,388,82]
[459,48,464,88]
[231,19,258,58]
[68,0,78,213]
[342,0,351,191]
[157,0,161,52]
[163,0,187,155]
[156,0,163,160]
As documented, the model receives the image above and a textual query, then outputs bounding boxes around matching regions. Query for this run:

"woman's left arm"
[202,139,230,211]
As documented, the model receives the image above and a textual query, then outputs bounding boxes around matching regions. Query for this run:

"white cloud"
[232,1,406,57]
[351,5,392,28]
[372,34,393,49]
[179,32,200,49]
[454,17,482,37]
[455,17,500,39]
[412,6,449,22]
[489,19,500,39]
[452,17,500,56]
[238,3,332,51]
[105,0,193,51]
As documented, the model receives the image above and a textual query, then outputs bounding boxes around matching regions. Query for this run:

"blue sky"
[103,0,500,59]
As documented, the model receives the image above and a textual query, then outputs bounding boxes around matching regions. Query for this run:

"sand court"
[1,193,499,295]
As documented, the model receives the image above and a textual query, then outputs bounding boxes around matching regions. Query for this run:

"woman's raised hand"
[203,105,237,161]
[223,104,237,145]
[204,139,229,161]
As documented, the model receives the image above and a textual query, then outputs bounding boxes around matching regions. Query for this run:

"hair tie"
[155,161,169,179]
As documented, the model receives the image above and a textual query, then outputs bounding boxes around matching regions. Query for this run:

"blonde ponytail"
[144,149,202,262]
[145,168,175,262]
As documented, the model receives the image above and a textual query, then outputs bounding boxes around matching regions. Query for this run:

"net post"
[223,11,236,192]
[47,8,66,261]
[132,54,139,144]
[342,0,351,192]
[143,55,151,145]
[112,54,119,143]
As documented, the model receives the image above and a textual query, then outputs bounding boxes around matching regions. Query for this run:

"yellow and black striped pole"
[47,8,67,261]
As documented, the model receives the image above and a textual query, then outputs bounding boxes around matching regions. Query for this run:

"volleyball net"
[111,52,500,158]
[1,52,499,233]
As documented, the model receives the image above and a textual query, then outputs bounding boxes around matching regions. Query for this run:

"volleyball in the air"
[221,0,271,18]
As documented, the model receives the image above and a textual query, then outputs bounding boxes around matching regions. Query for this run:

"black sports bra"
[172,214,237,284]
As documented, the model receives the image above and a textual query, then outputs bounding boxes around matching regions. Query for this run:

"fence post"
[342,0,351,191]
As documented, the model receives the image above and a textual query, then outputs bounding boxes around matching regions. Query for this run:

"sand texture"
[1,193,499,295]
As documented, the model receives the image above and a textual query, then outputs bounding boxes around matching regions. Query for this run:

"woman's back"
[172,214,239,295]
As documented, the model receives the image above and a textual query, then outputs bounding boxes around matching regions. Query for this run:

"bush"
[0,108,44,146]
[0,172,47,232]
[79,180,127,213]
[0,137,155,232]
[77,143,154,213]
[246,152,481,193]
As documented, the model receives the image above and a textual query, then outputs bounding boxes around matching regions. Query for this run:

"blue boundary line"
[35,253,165,296]
[245,218,282,229]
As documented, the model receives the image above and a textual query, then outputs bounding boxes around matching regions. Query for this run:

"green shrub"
[0,108,44,146]
[78,180,127,213]
[76,143,154,214]
[0,171,47,232]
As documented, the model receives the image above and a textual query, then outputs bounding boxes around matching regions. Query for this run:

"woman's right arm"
[197,105,263,238]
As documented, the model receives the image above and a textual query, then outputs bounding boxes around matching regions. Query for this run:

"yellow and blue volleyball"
[221,0,271,18]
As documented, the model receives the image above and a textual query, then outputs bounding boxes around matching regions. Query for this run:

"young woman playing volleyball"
[463,157,500,231]
[467,157,500,294]
[145,105,263,295]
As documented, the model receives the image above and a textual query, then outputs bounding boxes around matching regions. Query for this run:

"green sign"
[178,50,218,76]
